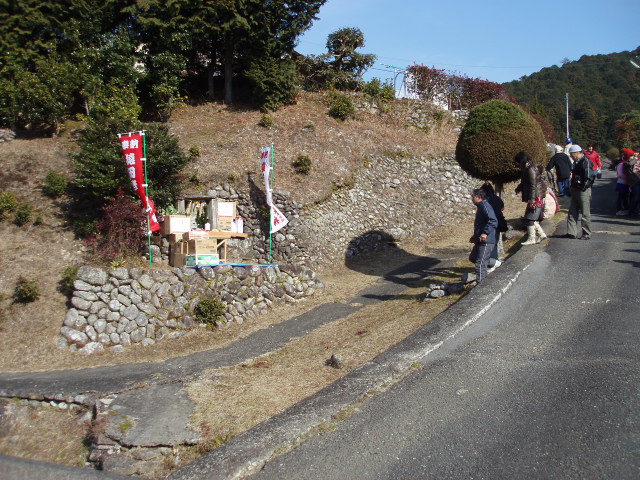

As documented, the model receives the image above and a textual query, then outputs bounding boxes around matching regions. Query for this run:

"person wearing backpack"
[546,145,572,197]
[564,144,597,240]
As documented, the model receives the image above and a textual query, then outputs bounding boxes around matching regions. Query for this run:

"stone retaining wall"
[160,154,478,270]
[60,264,320,353]
[62,103,479,353]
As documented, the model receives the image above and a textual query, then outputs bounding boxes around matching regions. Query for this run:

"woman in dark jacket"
[514,151,547,245]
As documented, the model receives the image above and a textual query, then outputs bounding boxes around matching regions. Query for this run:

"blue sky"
[296,0,640,85]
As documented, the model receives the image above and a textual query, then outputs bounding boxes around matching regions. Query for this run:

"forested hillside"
[504,47,640,149]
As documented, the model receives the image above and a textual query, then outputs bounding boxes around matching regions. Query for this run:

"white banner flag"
[270,205,289,234]
[261,144,288,233]
[261,145,272,205]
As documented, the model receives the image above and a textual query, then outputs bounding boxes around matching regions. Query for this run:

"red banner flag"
[118,132,161,232]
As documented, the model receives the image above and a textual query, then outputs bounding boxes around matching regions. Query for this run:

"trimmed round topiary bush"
[455,100,547,188]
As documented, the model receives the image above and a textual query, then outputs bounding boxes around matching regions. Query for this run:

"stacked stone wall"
[60,264,320,353]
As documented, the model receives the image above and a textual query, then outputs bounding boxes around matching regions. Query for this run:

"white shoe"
[487,259,502,274]
[616,210,629,216]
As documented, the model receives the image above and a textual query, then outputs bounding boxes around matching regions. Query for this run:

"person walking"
[515,151,546,245]
[546,145,573,197]
[615,149,632,216]
[469,188,498,284]
[585,144,602,180]
[565,144,597,240]
[480,182,507,272]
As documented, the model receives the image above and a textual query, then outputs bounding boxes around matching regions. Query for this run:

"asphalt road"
[250,170,640,479]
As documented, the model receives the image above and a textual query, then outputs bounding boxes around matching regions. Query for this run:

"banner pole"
[142,130,152,268]
[269,143,274,264]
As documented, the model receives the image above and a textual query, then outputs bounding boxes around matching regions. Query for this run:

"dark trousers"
[557,178,571,197]
[469,242,495,283]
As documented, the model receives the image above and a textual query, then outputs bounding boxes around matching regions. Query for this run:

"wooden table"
[199,232,248,263]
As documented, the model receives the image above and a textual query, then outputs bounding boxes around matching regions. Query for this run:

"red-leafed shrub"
[406,65,448,103]
[94,190,148,262]
[406,66,508,110]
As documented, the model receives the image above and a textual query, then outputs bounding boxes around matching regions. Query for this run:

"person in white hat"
[564,144,597,240]
[546,145,573,197]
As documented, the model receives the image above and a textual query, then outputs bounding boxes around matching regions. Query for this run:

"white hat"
[554,145,563,153]
[568,144,582,153]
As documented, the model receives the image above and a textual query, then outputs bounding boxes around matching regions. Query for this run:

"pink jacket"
[617,161,629,185]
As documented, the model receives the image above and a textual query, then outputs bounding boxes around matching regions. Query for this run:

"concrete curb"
[168,245,540,480]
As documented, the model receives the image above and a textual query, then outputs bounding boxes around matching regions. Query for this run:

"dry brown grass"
[0,400,89,466]
[0,92,529,374]
[169,93,459,206]
[0,92,460,373]
[186,286,461,446]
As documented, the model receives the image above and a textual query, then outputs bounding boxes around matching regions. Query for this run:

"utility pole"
[565,92,570,142]
[380,63,406,96]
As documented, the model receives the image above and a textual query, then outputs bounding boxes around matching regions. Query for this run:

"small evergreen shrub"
[13,202,33,226]
[293,154,312,175]
[43,170,69,198]
[13,277,40,303]
[606,147,620,160]
[328,93,355,121]
[259,114,274,128]
[59,266,79,296]
[195,298,226,328]
[188,146,201,160]
[245,56,299,112]
[362,78,395,101]
[0,191,18,221]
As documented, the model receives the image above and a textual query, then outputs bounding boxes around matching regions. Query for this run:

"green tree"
[455,100,547,192]
[505,46,640,149]
[324,27,376,90]
[136,0,325,107]
[245,55,299,112]
[2,55,78,133]
[616,110,640,147]
[0,0,139,131]
[71,85,190,235]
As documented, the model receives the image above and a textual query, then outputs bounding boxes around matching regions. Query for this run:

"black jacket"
[546,152,572,180]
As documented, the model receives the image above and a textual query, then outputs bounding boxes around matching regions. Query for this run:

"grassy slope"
[0,92,463,372]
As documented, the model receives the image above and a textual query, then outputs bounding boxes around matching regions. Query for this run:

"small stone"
[325,354,342,369]
[462,272,477,284]
[79,342,104,354]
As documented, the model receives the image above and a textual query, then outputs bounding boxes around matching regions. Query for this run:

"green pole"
[269,143,274,264]
[142,130,152,268]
